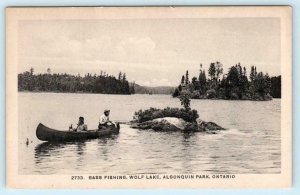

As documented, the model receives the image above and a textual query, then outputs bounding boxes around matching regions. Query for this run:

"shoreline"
[182,97,274,101]
[18,90,132,95]
[18,91,281,100]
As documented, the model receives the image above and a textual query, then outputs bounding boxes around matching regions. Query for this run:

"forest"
[172,62,281,101]
[18,68,135,95]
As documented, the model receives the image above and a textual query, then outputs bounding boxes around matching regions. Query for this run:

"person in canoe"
[98,109,115,129]
[71,116,88,132]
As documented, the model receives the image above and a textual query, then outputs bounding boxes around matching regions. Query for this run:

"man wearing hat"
[98,109,114,129]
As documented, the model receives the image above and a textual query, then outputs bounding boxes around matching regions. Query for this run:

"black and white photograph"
[6,6,292,188]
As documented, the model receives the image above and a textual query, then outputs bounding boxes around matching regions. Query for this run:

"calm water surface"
[18,92,281,174]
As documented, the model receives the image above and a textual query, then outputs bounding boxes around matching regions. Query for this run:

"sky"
[18,18,281,87]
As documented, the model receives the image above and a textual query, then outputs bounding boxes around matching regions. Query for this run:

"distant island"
[133,83,175,95]
[172,62,281,101]
[18,68,135,95]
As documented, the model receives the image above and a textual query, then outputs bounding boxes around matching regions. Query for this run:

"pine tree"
[179,90,191,111]
[30,67,34,75]
[181,75,185,85]
[237,63,242,78]
[208,63,216,80]
[185,70,189,85]
[198,70,202,82]
[215,61,223,82]
[122,73,126,82]
[250,66,255,81]
[118,72,122,80]
[264,73,271,94]
[198,70,207,95]
[227,66,239,86]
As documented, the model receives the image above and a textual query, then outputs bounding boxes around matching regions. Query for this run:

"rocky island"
[130,117,224,132]
[130,92,225,133]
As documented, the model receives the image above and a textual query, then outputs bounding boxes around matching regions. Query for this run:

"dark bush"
[133,107,199,123]
[206,89,216,99]
[191,91,201,99]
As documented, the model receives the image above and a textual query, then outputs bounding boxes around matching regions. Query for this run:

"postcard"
[6,6,292,188]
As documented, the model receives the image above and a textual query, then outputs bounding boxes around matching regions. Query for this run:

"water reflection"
[181,132,197,173]
[98,135,119,159]
[182,131,196,139]
[34,141,87,165]
[35,135,119,159]
[76,141,86,155]
[34,135,120,173]
[35,142,65,157]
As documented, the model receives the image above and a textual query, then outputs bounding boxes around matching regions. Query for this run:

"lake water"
[18,92,281,174]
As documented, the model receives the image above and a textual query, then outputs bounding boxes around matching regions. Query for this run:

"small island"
[172,62,281,101]
[130,91,225,132]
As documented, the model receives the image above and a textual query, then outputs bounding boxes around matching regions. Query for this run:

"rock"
[196,119,225,131]
[131,117,187,131]
[130,117,225,132]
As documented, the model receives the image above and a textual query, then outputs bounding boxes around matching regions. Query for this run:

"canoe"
[36,123,120,142]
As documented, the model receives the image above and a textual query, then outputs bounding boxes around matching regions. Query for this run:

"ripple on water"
[18,93,281,174]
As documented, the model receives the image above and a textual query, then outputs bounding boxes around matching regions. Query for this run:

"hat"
[104,109,110,113]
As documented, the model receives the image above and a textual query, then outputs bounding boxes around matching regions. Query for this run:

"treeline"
[133,83,175,95]
[173,62,281,101]
[18,68,135,94]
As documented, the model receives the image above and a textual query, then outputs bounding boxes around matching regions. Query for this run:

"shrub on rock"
[133,107,199,123]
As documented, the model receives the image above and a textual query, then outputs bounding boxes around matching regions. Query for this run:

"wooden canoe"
[36,123,120,142]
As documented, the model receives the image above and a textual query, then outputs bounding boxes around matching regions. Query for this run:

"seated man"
[75,116,88,132]
[98,109,115,129]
